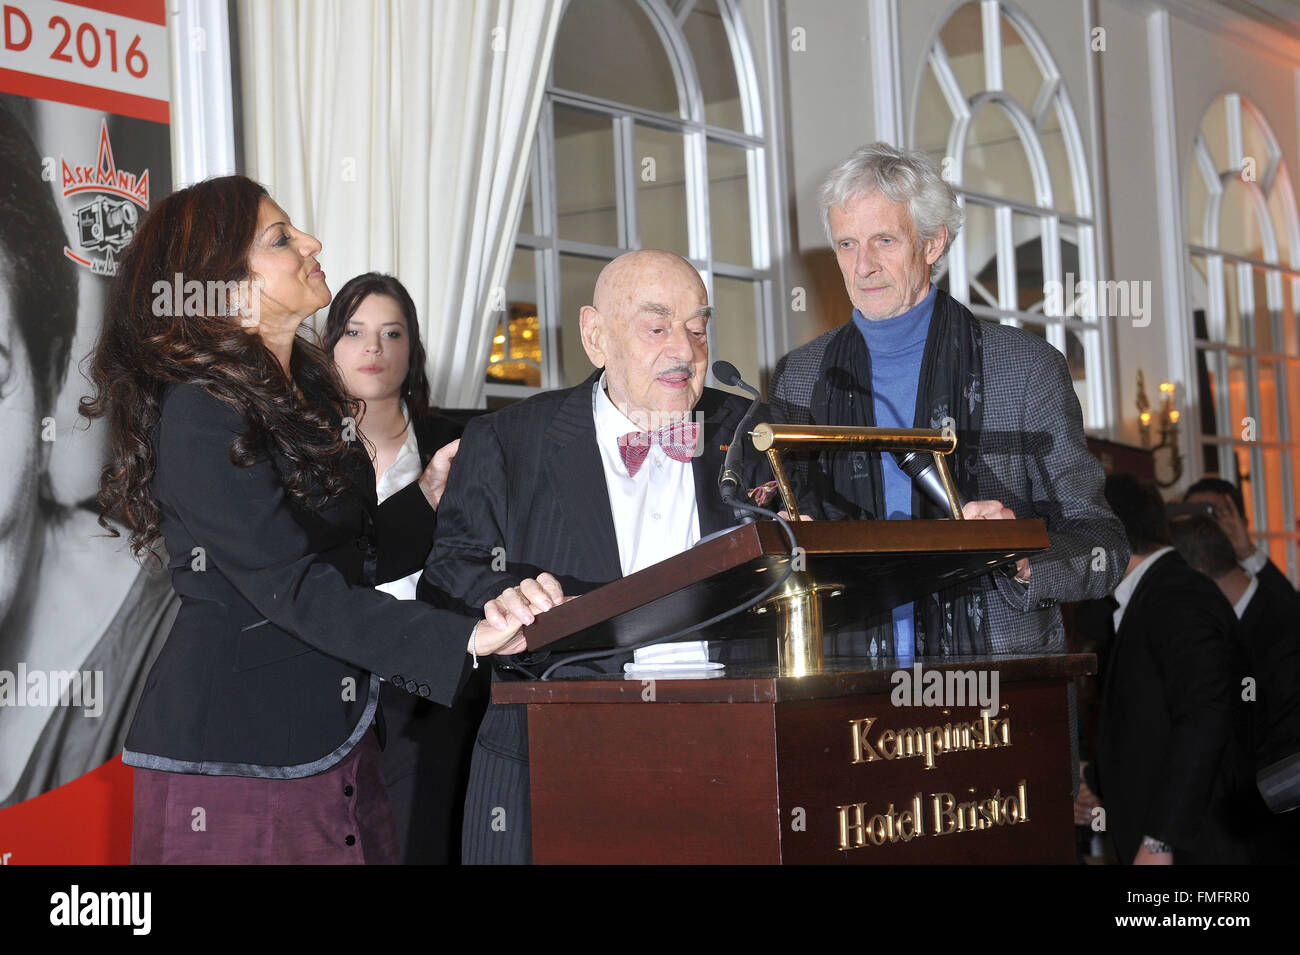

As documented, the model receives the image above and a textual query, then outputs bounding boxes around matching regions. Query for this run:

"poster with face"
[0,0,173,863]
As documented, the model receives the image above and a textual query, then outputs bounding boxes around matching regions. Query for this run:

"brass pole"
[750,423,957,454]
[777,587,824,676]
[764,448,799,520]
[932,451,964,520]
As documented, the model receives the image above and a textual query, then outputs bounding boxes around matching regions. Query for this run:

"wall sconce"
[1137,370,1183,487]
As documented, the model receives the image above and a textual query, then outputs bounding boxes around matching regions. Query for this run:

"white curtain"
[238,0,561,407]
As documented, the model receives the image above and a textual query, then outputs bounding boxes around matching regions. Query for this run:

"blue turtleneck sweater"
[851,284,937,660]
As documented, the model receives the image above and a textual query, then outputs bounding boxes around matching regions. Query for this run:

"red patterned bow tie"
[616,421,699,476]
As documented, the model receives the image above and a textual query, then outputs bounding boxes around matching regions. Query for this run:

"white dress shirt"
[592,375,701,575]
[375,402,424,602]
[1112,546,1174,631]
[1241,545,1269,577]
[592,375,709,667]
[1232,573,1259,620]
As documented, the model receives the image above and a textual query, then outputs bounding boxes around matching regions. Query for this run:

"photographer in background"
[1185,477,1297,607]
[1170,514,1300,862]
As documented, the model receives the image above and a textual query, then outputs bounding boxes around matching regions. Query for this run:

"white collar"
[592,372,645,446]
[1241,545,1269,576]
[1113,546,1175,630]
[1233,573,1259,620]
[374,400,421,495]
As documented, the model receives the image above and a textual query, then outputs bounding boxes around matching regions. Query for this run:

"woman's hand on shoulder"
[418,439,460,510]
[470,573,567,656]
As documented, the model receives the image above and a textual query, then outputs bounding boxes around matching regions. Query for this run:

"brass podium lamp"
[747,424,963,675]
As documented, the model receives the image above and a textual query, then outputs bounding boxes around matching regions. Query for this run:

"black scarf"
[808,288,987,655]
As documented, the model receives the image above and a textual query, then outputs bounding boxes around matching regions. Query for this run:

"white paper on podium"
[624,639,724,673]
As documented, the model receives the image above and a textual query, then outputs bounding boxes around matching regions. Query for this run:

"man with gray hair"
[770,142,1126,657]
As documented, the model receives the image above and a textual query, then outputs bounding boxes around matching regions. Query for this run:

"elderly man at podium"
[423,249,770,864]
[770,142,1126,658]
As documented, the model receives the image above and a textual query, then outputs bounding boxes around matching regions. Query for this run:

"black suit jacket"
[1255,556,1298,612]
[1095,551,1237,863]
[1224,581,1300,860]
[122,383,478,777]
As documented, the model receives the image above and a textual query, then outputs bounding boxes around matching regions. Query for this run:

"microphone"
[893,450,966,515]
[713,359,757,398]
[713,360,763,519]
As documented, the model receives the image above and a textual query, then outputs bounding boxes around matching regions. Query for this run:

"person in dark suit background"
[1185,477,1297,609]
[1096,474,1239,864]
[80,175,551,864]
[1170,514,1300,862]
[423,249,772,865]
[322,272,490,864]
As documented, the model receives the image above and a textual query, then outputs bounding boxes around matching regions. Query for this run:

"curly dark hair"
[319,272,433,419]
[79,175,359,558]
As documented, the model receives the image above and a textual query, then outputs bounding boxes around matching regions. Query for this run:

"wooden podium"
[496,520,1095,864]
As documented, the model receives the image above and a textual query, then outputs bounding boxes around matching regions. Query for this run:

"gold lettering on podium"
[836,794,926,849]
[849,717,878,763]
[848,710,1011,770]
[931,780,1030,835]
[836,782,1029,850]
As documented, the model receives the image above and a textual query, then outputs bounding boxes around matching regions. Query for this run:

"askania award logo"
[61,120,150,276]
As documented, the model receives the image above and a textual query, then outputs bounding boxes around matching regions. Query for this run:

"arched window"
[1186,93,1300,576]
[484,0,772,405]
[913,0,1105,430]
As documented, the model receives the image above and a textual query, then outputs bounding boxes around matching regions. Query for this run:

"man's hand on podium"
[777,511,813,521]
[963,499,1031,582]
[472,573,567,656]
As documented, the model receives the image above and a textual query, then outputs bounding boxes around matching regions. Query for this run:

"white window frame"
[1185,92,1300,577]
[487,0,776,402]
[911,0,1109,432]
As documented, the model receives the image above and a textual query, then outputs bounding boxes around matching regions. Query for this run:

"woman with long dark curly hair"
[80,176,560,864]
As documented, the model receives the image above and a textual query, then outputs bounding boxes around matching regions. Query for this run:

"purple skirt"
[130,726,399,865]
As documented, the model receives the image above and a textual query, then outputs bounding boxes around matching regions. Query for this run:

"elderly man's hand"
[471,573,566,657]
[963,499,1030,581]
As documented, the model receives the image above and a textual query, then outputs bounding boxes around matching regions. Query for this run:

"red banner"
[0,0,172,864]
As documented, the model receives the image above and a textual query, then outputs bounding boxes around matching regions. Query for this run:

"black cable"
[536,504,799,681]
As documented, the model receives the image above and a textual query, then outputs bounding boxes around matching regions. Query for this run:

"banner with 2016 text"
[0,0,174,864]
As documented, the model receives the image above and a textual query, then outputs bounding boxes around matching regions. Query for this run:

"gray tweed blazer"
[769,292,1128,654]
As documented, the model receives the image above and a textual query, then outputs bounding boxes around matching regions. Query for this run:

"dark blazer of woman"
[122,383,477,774]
